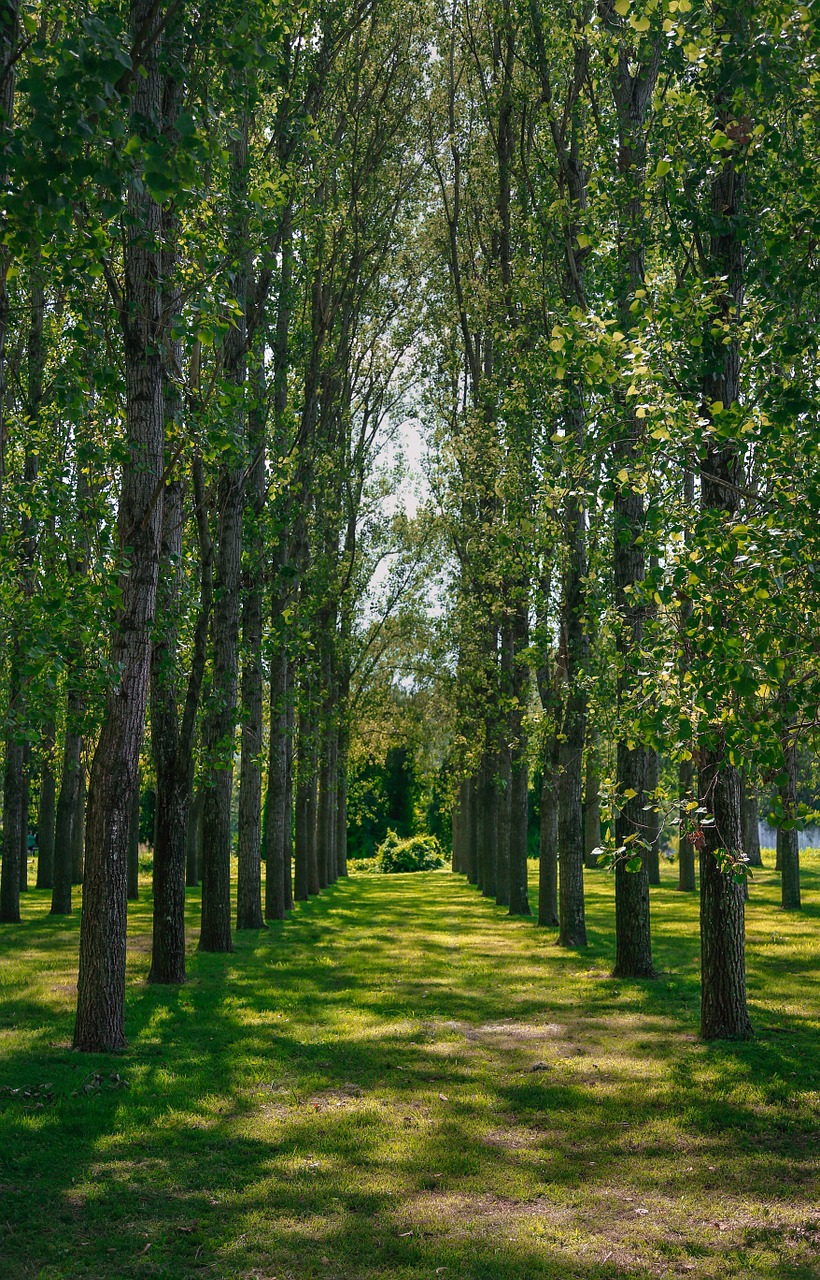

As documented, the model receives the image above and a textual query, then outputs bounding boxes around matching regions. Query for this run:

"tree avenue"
[0,0,818,1063]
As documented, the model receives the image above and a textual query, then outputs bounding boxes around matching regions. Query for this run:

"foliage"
[375,829,446,873]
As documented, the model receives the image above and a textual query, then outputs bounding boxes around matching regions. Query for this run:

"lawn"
[0,854,818,1279]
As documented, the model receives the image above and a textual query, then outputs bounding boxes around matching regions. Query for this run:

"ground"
[0,854,818,1280]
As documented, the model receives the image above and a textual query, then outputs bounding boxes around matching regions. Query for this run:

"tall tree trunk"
[237,358,266,931]
[697,1,752,1041]
[73,0,165,1052]
[508,604,531,916]
[36,719,56,889]
[18,742,29,892]
[265,637,288,921]
[496,623,513,906]
[557,457,587,945]
[284,685,295,904]
[605,7,659,979]
[464,775,477,884]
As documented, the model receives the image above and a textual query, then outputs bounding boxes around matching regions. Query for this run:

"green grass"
[1,853,818,1280]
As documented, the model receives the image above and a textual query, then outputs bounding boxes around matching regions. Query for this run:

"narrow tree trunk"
[265,639,288,921]
[645,748,661,886]
[741,779,762,868]
[678,756,697,892]
[496,624,513,906]
[36,720,56,889]
[583,731,601,869]
[538,748,559,927]
[71,765,85,885]
[508,604,531,916]
[294,706,312,901]
[18,742,29,892]
[237,362,266,931]
[52,707,82,916]
[74,0,165,1052]
[127,774,140,901]
[464,775,477,883]
[779,734,800,911]
[186,788,203,887]
[482,751,498,901]
[284,688,295,904]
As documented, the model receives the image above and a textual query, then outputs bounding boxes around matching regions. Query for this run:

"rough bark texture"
[697,2,752,1041]
[237,360,266,931]
[699,754,752,1039]
[265,638,288,921]
[605,12,659,978]
[74,0,165,1051]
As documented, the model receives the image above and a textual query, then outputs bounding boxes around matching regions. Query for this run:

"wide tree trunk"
[73,0,165,1053]
[699,753,752,1039]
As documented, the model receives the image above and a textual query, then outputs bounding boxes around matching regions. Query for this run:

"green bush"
[375,830,446,873]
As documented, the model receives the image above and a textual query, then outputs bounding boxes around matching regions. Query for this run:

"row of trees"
[1,0,817,1052]
[424,0,819,1040]
[0,0,432,1050]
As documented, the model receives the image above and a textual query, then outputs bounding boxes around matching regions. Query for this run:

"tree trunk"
[265,639,288,921]
[464,775,477,884]
[284,687,295,904]
[538,747,559,927]
[71,765,86,885]
[36,720,56,889]
[779,734,800,911]
[678,756,697,892]
[127,774,140,901]
[645,748,661,886]
[741,780,762,868]
[496,623,513,906]
[73,0,165,1053]
[18,741,29,892]
[52,706,82,916]
[237,360,266,931]
[699,753,752,1039]
[508,604,531,916]
[583,731,601,869]
[294,705,312,901]
[186,788,203,887]
[481,751,498,901]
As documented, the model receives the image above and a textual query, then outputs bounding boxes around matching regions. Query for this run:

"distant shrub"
[346,856,380,876]
[375,830,446,873]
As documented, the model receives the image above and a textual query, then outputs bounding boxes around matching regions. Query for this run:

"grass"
[0,853,818,1280]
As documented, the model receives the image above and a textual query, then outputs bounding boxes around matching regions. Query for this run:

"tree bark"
[127,773,140,901]
[237,361,266,931]
[741,779,762,868]
[265,637,288,921]
[74,0,165,1052]
[36,720,56,889]
[699,752,752,1039]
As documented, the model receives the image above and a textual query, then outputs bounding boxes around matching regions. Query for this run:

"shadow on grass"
[0,866,818,1278]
